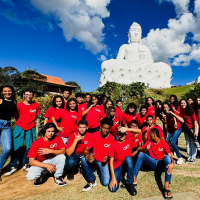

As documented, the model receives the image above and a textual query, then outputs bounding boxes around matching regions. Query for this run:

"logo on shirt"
[84,141,88,144]
[30,109,37,113]
[123,144,130,150]
[50,143,57,148]
[104,143,110,148]
[170,117,174,120]
[184,115,190,119]
[114,121,119,125]
[151,110,155,113]
[158,148,163,151]
[71,115,77,119]
[81,107,85,111]
[135,139,139,142]
[95,109,101,112]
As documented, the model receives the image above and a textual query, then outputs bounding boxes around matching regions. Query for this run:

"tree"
[0,66,19,85]
[12,69,47,96]
[65,81,81,93]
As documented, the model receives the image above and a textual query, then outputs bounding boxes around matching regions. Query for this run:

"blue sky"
[0,0,200,91]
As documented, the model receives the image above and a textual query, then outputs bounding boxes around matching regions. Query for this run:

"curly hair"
[125,103,137,115]
[0,84,16,100]
[145,97,155,107]
[52,95,64,109]
[66,98,78,112]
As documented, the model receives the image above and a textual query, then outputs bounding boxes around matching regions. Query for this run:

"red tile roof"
[40,74,77,88]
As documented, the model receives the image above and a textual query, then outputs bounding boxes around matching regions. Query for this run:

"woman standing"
[0,85,17,180]
[162,103,184,165]
[179,99,198,164]
[123,103,137,128]
[102,99,113,118]
[170,95,180,112]
[145,97,155,122]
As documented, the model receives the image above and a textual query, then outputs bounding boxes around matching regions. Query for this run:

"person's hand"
[145,143,151,151]
[166,163,174,175]
[90,104,96,109]
[145,126,150,132]
[109,178,118,191]
[38,148,52,155]
[86,153,95,163]
[118,126,126,133]
[168,111,173,115]
[75,134,84,142]
[132,151,138,157]
[46,164,57,174]
[102,154,108,163]
[160,112,166,119]
[174,123,177,129]
[194,131,198,137]
[57,126,64,132]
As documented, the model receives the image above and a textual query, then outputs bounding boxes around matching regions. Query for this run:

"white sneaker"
[177,158,183,165]
[4,167,17,177]
[82,180,97,192]
[23,164,31,172]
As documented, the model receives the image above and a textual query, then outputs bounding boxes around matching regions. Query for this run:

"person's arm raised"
[82,104,95,117]
[168,111,184,123]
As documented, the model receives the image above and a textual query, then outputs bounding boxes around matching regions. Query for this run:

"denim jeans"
[11,148,29,168]
[133,152,171,183]
[26,154,66,180]
[166,127,182,158]
[65,154,82,173]
[109,156,134,192]
[0,120,12,169]
[81,156,110,186]
[184,129,197,160]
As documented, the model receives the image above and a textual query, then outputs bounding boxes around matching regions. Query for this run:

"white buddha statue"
[99,22,172,88]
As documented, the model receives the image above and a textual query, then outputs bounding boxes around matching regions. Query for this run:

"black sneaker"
[34,177,43,187]
[189,159,195,164]
[67,173,74,180]
[194,140,200,150]
[186,157,191,163]
[82,180,97,192]
[126,184,137,196]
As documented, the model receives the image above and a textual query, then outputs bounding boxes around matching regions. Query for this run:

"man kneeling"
[26,123,67,187]
[133,128,174,199]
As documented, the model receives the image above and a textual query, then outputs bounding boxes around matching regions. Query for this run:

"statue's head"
[127,22,142,43]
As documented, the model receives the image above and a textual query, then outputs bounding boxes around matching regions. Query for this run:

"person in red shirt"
[123,103,137,128]
[108,127,137,196]
[142,115,165,142]
[85,93,91,104]
[133,128,174,199]
[179,99,198,163]
[170,95,180,113]
[100,94,108,108]
[26,123,66,187]
[6,88,40,176]
[75,93,87,115]
[81,118,114,192]
[187,97,194,107]
[64,119,90,180]
[82,94,104,133]
[102,99,113,118]
[136,105,148,129]
[52,98,81,145]
[44,95,64,125]
[62,88,72,109]
[145,97,155,122]
[106,106,121,138]
[162,103,184,165]
[115,100,124,123]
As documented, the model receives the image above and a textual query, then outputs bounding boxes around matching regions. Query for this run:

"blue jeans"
[11,148,29,168]
[166,127,182,158]
[65,154,82,173]
[109,156,134,192]
[0,120,12,169]
[81,157,110,186]
[133,152,171,183]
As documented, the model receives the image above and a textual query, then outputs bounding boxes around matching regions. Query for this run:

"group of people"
[0,84,200,199]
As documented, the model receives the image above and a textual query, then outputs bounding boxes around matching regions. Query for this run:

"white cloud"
[97,55,107,61]
[197,66,200,70]
[30,0,110,54]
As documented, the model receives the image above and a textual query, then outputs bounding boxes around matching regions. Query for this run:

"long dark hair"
[100,94,107,105]
[145,97,155,107]
[179,99,194,116]
[106,106,115,118]
[87,94,100,108]
[170,95,179,110]
[52,95,64,109]
[67,98,78,112]
[155,100,162,117]
[104,99,113,113]
[162,102,174,115]
[0,84,16,100]
[125,103,137,115]
[194,96,200,111]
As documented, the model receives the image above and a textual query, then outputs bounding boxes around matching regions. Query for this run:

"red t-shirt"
[64,101,67,109]
[85,105,103,128]
[136,113,148,129]
[166,111,181,132]
[15,102,40,130]
[196,105,200,126]
[50,108,64,127]
[123,113,137,127]
[132,133,143,148]
[54,109,81,137]
[110,114,121,136]
[171,104,180,112]
[27,136,65,162]
[142,124,164,141]
[142,140,171,160]
[44,107,54,123]
[179,108,196,130]
[87,131,115,162]
[108,137,133,169]
[78,103,87,113]
[115,107,124,123]
[147,106,155,118]
[66,132,91,155]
